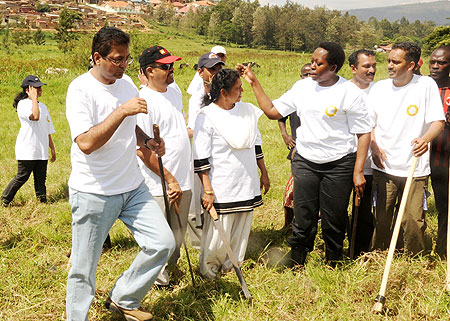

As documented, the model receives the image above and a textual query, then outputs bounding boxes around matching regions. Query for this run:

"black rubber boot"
[291,246,307,266]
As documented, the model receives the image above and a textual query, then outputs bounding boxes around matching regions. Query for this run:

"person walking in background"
[278,63,311,229]
[428,45,450,256]
[239,42,371,267]
[187,45,227,97]
[193,68,269,279]
[2,75,56,206]
[347,49,377,257]
[369,42,444,255]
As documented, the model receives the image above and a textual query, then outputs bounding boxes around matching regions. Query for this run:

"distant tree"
[12,30,31,46]
[208,11,220,41]
[231,1,258,45]
[33,27,46,45]
[55,8,82,52]
[252,5,276,48]
[357,23,379,49]
[423,26,450,53]
[36,3,50,12]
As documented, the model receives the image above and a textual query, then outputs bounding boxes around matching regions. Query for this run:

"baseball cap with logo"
[139,46,181,67]
[198,52,225,69]
[21,75,46,88]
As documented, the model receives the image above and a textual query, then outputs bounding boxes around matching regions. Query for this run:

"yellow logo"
[406,104,418,116]
[325,106,337,117]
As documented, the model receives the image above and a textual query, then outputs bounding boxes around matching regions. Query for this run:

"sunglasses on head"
[151,63,174,71]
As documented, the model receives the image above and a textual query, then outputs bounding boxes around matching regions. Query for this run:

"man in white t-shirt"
[137,46,192,286]
[186,45,227,96]
[369,42,445,255]
[348,49,377,257]
[65,27,175,321]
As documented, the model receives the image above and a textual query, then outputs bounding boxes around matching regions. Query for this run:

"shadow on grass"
[48,181,69,203]
[98,277,247,321]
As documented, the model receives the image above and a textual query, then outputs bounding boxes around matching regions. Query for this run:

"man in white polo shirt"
[369,42,445,255]
[137,46,192,286]
[65,27,175,321]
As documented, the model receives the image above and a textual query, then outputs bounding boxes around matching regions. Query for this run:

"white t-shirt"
[137,86,191,195]
[15,99,55,160]
[274,76,372,164]
[193,102,262,204]
[66,71,144,195]
[350,81,374,175]
[187,72,204,96]
[369,74,445,177]
[187,92,204,130]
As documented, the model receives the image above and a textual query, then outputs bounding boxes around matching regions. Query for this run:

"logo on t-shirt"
[325,106,337,117]
[406,104,418,116]
[446,96,450,108]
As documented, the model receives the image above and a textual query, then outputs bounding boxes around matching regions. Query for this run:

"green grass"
[0,35,448,320]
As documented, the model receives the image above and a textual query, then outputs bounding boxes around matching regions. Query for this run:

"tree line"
[163,0,442,52]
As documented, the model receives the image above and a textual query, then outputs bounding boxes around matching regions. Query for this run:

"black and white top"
[193,102,264,214]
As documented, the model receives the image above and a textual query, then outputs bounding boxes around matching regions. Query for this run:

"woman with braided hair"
[193,68,270,279]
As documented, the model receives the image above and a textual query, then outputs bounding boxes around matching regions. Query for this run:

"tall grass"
[0,34,446,320]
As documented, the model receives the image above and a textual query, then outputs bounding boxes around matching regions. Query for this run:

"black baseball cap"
[21,75,46,88]
[139,46,181,67]
[198,52,225,69]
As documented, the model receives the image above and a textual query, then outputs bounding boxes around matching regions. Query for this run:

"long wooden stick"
[153,124,196,287]
[373,156,419,313]
[208,206,252,300]
[446,158,450,291]
[350,191,361,260]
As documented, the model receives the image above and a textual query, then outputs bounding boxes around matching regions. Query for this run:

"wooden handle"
[355,194,361,207]
[153,124,161,144]
[209,206,219,221]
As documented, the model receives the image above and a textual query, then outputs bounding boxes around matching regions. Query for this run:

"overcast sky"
[258,0,443,10]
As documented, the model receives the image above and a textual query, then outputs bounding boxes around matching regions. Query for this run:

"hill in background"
[345,1,450,25]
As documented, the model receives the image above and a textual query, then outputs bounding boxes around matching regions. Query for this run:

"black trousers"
[287,152,355,260]
[431,164,449,256]
[2,160,48,204]
[349,175,374,257]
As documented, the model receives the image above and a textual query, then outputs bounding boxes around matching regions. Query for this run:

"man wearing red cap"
[137,46,192,286]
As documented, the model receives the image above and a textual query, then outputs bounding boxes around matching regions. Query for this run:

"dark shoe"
[105,297,153,321]
[291,246,307,266]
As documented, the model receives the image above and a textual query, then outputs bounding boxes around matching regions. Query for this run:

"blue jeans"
[66,182,175,320]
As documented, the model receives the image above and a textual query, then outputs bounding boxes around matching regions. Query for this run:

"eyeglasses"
[150,63,174,71]
[103,55,133,66]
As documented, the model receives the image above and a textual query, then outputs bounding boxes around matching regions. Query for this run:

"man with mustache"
[428,45,450,256]
[65,27,174,321]
[137,46,192,286]
[369,42,445,255]
[348,49,377,257]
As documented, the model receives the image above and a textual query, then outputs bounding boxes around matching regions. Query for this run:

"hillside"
[345,1,450,25]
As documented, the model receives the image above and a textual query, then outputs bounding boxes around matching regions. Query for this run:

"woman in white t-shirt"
[1,75,56,206]
[193,69,270,279]
[239,42,371,267]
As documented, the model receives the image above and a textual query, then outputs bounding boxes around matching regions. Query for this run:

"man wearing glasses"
[137,46,192,287]
[65,27,175,321]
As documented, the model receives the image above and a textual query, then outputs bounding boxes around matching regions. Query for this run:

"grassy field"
[0,32,449,321]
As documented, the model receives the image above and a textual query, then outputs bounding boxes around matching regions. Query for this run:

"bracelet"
[204,191,214,195]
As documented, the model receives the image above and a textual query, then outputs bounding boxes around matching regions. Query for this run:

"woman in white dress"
[193,69,270,279]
